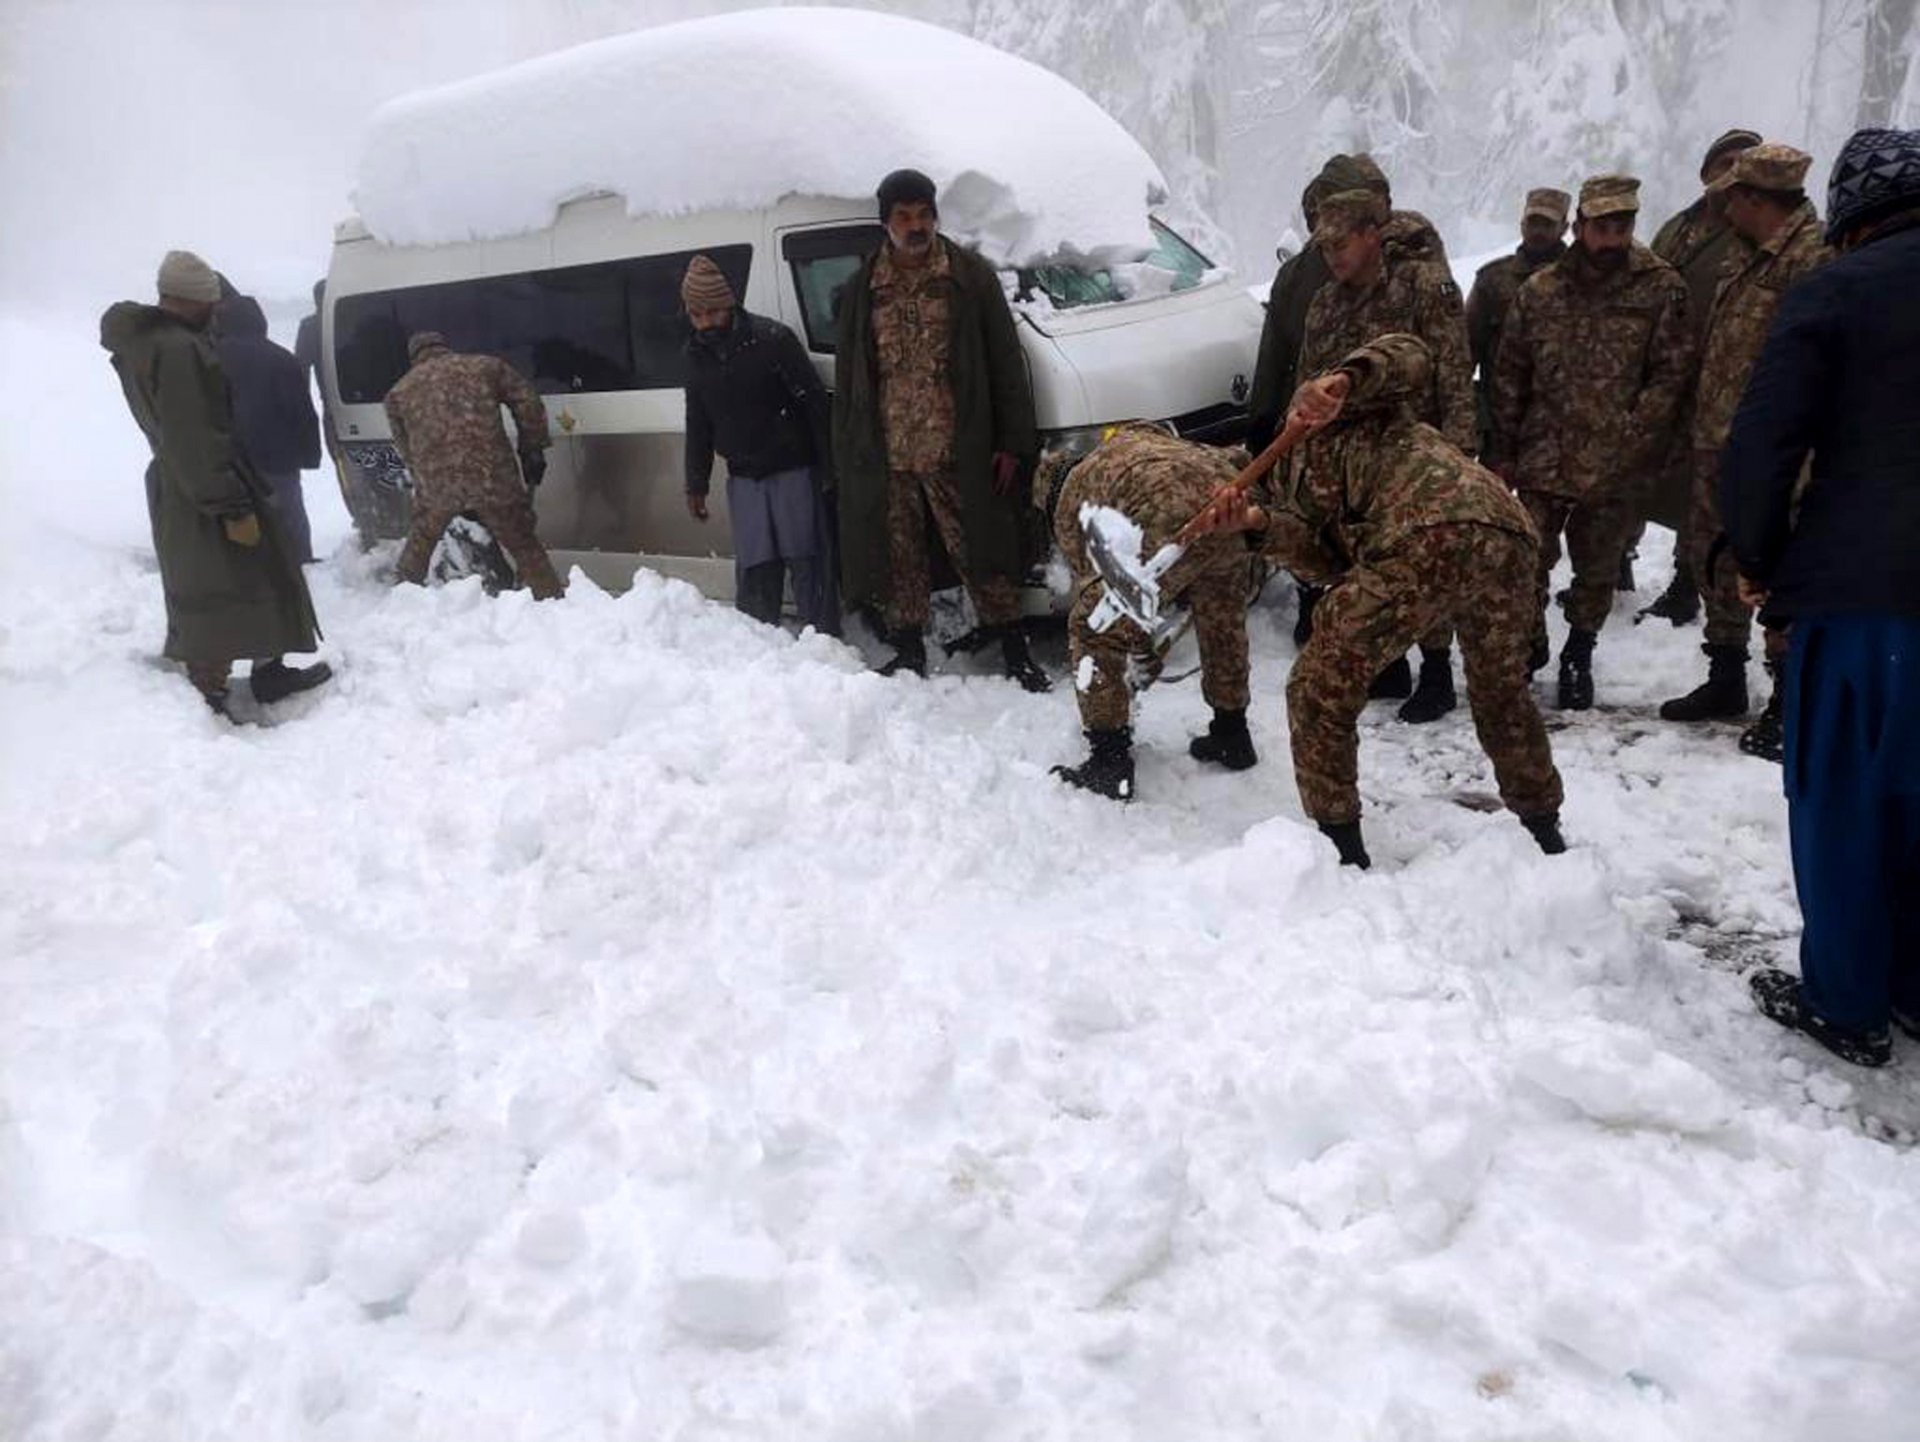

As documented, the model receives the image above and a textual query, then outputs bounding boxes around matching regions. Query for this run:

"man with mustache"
[1490,174,1694,710]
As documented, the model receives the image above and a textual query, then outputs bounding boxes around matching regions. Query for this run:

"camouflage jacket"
[1297,214,1477,455]
[1258,335,1536,582]
[1651,198,1744,349]
[384,349,549,511]
[1691,202,1832,452]
[870,239,957,474]
[1056,424,1246,595]
[1489,244,1694,501]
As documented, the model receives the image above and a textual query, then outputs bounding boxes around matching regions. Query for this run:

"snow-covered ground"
[5,305,1920,1438]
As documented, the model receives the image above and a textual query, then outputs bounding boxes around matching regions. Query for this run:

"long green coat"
[101,302,319,664]
[832,237,1037,609]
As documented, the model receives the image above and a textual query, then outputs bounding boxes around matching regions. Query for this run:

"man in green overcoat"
[101,250,329,716]
[832,169,1048,691]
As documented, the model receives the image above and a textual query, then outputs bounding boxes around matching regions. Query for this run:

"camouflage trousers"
[397,497,566,601]
[1519,490,1635,637]
[1287,523,1564,826]
[885,468,1021,632]
[1067,540,1252,732]
[1686,450,1757,649]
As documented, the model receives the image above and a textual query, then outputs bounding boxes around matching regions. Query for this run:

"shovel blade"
[1085,519,1164,630]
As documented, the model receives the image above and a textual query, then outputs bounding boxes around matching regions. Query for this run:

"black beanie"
[877,168,938,221]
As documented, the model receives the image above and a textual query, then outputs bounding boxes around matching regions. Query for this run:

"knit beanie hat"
[1826,127,1920,243]
[680,255,737,312]
[876,168,938,221]
[156,250,222,303]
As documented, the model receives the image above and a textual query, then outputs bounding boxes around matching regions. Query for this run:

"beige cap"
[156,250,221,304]
[1522,187,1572,225]
[1311,188,1390,244]
[1577,175,1642,219]
[1707,142,1814,194]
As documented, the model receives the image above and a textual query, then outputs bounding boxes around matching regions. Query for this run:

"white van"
[319,11,1263,598]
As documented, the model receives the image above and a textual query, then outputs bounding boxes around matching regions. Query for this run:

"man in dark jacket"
[1465,188,1570,457]
[681,256,839,634]
[832,168,1048,692]
[216,294,321,563]
[1725,128,1920,1069]
[101,250,330,716]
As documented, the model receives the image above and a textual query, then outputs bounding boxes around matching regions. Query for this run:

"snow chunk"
[353,8,1167,267]
[1075,1147,1188,1307]
[669,1230,789,1347]
[1516,1025,1735,1135]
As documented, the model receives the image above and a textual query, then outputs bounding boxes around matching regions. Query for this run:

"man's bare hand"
[1737,574,1768,610]
[686,493,709,522]
[1287,371,1352,430]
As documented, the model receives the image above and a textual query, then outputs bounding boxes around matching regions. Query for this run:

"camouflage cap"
[1314,153,1391,200]
[1311,188,1390,243]
[1522,187,1572,225]
[1701,127,1764,178]
[407,331,450,362]
[1577,174,1641,219]
[1706,142,1813,195]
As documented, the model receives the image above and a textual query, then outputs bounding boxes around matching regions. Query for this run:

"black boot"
[1318,819,1372,869]
[878,630,927,678]
[1397,646,1457,723]
[1189,706,1258,770]
[1739,661,1784,762]
[1616,547,1637,593]
[1052,728,1135,801]
[1521,811,1568,855]
[1556,629,1596,711]
[1637,561,1700,625]
[1659,644,1749,722]
[1368,654,1414,700]
[1527,631,1551,675]
[998,622,1052,694]
[1293,583,1322,647]
[1750,969,1891,1068]
[250,658,333,705]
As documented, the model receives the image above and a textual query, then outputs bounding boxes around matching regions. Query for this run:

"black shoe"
[1616,549,1637,593]
[1556,629,1595,711]
[1189,707,1258,770]
[1739,664,1784,761]
[1893,1006,1920,1043]
[878,630,927,678]
[1398,646,1457,723]
[1659,644,1749,722]
[1368,654,1414,701]
[250,658,333,705]
[998,623,1052,694]
[1293,583,1322,648]
[1750,969,1891,1068]
[1052,728,1134,801]
[1527,632,1550,675]
[1318,820,1372,869]
[1636,568,1701,625]
[1521,811,1567,855]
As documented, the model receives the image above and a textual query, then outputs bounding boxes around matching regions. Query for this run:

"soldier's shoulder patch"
[1431,276,1461,301]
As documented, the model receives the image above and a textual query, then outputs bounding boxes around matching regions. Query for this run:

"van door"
[773,222,884,386]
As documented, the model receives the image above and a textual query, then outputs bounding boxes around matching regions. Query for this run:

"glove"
[520,447,548,489]
[223,512,262,547]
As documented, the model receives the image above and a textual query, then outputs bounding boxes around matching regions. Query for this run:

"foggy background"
[3,0,1915,317]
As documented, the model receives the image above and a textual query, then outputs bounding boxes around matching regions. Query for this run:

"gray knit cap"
[156,250,222,304]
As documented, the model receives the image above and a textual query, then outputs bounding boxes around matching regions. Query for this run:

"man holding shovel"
[1187,334,1567,869]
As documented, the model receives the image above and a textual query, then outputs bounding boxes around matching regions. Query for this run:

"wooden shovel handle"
[1176,412,1317,546]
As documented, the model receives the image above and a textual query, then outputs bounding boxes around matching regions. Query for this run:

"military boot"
[1188,706,1258,771]
[1318,819,1372,870]
[878,630,927,678]
[1398,646,1457,723]
[1739,660,1785,762]
[250,658,333,705]
[1659,644,1749,722]
[1637,561,1700,625]
[1521,811,1568,855]
[1368,654,1414,700]
[1052,728,1134,801]
[1556,628,1596,711]
[997,622,1052,694]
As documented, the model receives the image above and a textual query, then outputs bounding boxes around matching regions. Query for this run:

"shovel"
[1081,412,1316,633]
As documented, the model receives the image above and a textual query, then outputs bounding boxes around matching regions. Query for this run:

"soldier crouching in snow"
[1189,334,1567,869]
[1046,426,1258,801]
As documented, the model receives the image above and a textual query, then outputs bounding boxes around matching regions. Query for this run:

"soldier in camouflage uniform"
[1658,144,1831,753]
[1046,427,1256,800]
[1638,127,1764,621]
[1466,188,1570,456]
[1296,185,1478,725]
[1490,175,1694,710]
[384,331,563,600]
[1193,334,1566,868]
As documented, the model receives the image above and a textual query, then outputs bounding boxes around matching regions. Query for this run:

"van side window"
[333,245,753,403]
[781,226,884,354]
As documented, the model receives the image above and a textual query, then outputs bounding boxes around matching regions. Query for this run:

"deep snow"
[4,311,1920,1436]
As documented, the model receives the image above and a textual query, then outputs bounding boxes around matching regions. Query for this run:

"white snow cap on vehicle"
[351,7,1170,267]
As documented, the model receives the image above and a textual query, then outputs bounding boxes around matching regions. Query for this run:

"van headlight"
[1039,425,1113,462]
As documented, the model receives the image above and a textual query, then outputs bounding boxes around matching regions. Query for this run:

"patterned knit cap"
[680,255,737,312]
[1825,128,1920,243]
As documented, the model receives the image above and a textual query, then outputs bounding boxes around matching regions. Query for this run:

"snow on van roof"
[351,7,1168,267]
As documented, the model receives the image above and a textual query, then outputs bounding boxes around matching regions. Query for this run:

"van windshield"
[1016,219,1213,311]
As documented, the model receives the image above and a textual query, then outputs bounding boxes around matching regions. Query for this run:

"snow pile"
[352,7,1169,267]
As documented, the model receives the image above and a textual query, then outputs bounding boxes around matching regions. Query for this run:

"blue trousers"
[1783,614,1920,1030]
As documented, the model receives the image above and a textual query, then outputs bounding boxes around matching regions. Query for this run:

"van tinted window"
[333,244,753,403]
[781,225,884,354]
